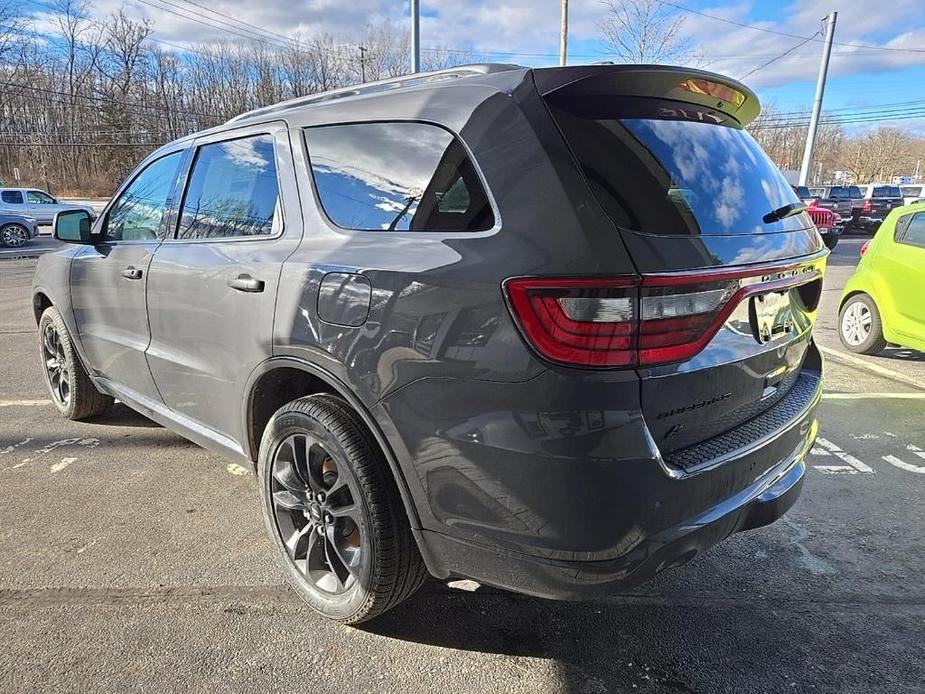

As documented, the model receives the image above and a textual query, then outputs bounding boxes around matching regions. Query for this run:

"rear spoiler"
[532,65,760,127]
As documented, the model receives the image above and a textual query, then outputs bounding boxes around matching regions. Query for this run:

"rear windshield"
[793,186,812,199]
[545,98,805,235]
[872,185,902,198]
[827,186,862,199]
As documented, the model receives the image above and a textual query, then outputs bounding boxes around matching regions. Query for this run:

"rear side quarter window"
[1,190,24,204]
[304,122,495,232]
[898,212,925,249]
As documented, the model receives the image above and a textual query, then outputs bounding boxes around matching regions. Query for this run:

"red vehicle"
[807,203,841,250]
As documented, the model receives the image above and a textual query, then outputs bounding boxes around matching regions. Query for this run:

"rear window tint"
[872,186,902,198]
[1,190,23,204]
[305,122,494,232]
[545,98,804,236]
[827,186,862,199]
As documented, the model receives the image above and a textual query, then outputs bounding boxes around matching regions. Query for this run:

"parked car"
[33,63,825,624]
[806,203,841,249]
[900,185,923,206]
[0,187,95,225]
[0,211,39,248]
[792,185,816,206]
[839,202,925,354]
[814,185,862,222]
[850,184,905,232]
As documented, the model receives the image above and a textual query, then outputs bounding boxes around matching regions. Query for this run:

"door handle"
[121,266,143,280]
[228,274,265,293]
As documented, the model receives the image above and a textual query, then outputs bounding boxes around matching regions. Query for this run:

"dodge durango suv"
[33,64,825,624]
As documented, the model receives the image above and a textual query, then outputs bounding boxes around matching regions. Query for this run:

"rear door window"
[1,190,24,204]
[544,96,804,236]
[177,134,280,240]
[27,190,55,204]
[305,122,495,232]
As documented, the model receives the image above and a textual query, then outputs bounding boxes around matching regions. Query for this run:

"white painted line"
[815,437,875,473]
[813,465,858,475]
[226,463,250,476]
[883,455,925,474]
[810,447,831,456]
[822,392,925,400]
[819,345,925,391]
[50,457,77,473]
[0,399,52,407]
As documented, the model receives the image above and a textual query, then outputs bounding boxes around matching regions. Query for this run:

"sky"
[26,0,925,132]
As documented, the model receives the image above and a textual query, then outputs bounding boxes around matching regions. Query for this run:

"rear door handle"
[121,266,143,280]
[228,274,265,293]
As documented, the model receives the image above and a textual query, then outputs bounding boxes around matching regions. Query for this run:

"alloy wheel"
[1,224,28,248]
[841,301,872,346]
[42,323,70,406]
[270,433,364,594]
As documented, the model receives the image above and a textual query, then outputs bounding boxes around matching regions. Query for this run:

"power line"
[655,0,925,54]
[739,31,821,80]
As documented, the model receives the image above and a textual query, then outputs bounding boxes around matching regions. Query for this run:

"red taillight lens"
[505,266,821,369]
[861,200,872,214]
[860,240,871,257]
[505,277,737,368]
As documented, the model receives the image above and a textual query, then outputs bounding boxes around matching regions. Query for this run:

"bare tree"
[600,0,694,64]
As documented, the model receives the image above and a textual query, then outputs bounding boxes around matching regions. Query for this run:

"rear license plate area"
[749,291,793,344]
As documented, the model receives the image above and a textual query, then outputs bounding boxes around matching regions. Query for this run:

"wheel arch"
[32,290,53,326]
[242,356,424,533]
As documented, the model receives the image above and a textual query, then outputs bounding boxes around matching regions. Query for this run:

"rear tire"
[839,294,887,355]
[38,307,114,419]
[823,236,839,250]
[257,393,427,624]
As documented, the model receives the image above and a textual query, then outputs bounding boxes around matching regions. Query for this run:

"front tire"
[39,307,114,419]
[257,393,426,624]
[1,223,29,248]
[823,235,839,250]
[839,294,887,355]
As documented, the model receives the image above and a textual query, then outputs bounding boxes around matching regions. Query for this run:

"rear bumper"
[381,348,822,599]
[421,442,808,600]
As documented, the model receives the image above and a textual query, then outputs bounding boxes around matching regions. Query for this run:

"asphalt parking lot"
[1,237,923,694]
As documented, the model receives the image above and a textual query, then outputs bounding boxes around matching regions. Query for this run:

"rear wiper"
[763,202,807,224]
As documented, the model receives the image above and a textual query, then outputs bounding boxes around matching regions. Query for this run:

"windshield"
[545,99,805,236]
[828,186,862,199]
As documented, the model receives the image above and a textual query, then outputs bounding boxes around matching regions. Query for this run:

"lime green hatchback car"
[839,202,925,354]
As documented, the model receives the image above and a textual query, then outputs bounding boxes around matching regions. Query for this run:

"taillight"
[861,200,872,214]
[860,240,871,257]
[505,266,821,369]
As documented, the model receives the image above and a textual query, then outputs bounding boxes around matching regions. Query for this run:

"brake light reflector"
[505,266,821,369]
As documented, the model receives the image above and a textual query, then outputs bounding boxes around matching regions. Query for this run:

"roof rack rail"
[226,63,523,124]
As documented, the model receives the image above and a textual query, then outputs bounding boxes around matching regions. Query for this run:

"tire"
[823,236,839,250]
[1,223,29,248]
[839,294,887,355]
[39,307,114,420]
[257,393,427,624]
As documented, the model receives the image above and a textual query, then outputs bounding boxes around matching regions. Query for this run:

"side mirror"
[53,209,94,244]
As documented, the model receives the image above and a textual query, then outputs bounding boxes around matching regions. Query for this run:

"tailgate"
[536,64,827,455]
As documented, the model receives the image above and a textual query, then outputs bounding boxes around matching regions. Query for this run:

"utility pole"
[410,0,420,73]
[359,46,367,83]
[559,0,568,66]
[799,11,837,186]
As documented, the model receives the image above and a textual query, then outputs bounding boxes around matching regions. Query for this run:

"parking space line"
[0,399,51,407]
[822,392,925,400]
[815,437,874,473]
[883,455,925,474]
[819,345,925,392]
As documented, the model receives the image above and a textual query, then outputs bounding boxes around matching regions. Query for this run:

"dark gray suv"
[33,64,825,623]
